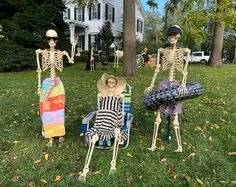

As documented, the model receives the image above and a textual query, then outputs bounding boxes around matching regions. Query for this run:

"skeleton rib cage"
[41,50,64,72]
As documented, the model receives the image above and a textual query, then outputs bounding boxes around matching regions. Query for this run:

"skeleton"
[36,29,74,147]
[70,34,78,62]
[90,46,95,71]
[145,25,191,153]
[110,42,124,68]
[79,76,125,182]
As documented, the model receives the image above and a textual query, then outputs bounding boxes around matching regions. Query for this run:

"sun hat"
[167,25,182,36]
[97,73,127,95]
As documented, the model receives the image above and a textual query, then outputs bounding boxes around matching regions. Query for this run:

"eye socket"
[47,37,57,41]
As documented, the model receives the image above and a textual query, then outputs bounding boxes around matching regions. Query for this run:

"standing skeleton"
[36,29,74,147]
[110,42,124,68]
[145,25,190,153]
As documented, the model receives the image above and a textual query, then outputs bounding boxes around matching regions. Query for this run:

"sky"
[140,0,166,15]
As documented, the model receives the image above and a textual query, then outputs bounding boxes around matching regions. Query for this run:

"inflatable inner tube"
[143,82,204,111]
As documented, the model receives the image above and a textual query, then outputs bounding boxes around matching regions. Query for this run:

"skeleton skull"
[106,78,117,88]
[46,29,58,48]
[168,33,181,45]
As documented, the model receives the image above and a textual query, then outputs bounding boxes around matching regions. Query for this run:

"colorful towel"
[39,77,65,138]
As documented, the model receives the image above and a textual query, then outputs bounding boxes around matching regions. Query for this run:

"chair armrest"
[126,113,133,129]
[82,111,96,124]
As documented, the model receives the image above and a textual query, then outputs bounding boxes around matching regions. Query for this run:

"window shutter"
[74,8,77,20]
[82,35,85,50]
[112,7,115,23]
[89,7,91,20]
[68,8,71,20]
[141,21,143,33]
[88,34,91,49]
[82,7,85,22]
[97,3,101,20]
[105,4,108,20]
[136,19,138,32]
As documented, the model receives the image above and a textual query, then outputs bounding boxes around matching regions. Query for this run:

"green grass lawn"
[0,63,236,186]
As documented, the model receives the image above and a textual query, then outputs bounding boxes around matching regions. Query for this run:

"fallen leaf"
[55,175,62,182]
[40,179,47,184]
[196,178,204,185]
[93,170,101,175]
[44,153,49,161]
[127,153,134,158]
[13,141,20,145]
[188,153,196,157]
[208,136,213,141]
[172,175,177,180]
[139,175,143,179]
[34,160,41,164]
[29,182,36,187]
[12,175,20,182]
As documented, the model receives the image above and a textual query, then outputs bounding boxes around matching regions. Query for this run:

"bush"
[0,38,36,72]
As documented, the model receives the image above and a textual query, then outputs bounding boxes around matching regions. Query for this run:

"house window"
[92,5,97,19]
[74,8,77,20]
[68,8,71,20]
[105,4,114,22]
[78,7,82,21]
[137,19,143,33]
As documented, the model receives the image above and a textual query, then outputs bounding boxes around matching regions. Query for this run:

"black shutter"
[74,8,77,20]
[82,35,85,50]
[112,7,115,23]
[105,4,108,20]
[141,21,143,33]
[88,34,91,49]
[136,19,138,32]
[97,3,100,20]
[68,8,71,20]
[82,7,85,22]
[89,7,91,20]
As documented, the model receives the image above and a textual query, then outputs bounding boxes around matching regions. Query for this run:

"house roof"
[136,0,146,17]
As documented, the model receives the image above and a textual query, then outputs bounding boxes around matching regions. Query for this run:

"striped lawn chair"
[80,84,133,149]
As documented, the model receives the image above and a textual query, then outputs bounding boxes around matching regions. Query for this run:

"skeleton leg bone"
[109,128,121,175]
[172,115,183,153]
[148,110,161,151]
[47,137,53,147]
[79,134,99,182]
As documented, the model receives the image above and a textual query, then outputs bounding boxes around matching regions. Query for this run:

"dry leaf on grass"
[55,175,62,182]
[34,160,41,164]
[44,153,49,161]
[40,179,47,184]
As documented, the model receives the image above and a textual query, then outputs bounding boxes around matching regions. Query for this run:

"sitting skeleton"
[36,29,74,147]
[145,25,191,153]
[79,73,127,182]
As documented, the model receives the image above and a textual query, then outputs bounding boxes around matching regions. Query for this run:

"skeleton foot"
[79,168,89,182]
[59,137,65,143]
[147,145,157,151]
[109,161,117,175]
[47,138,53,147]
[174,146,183,153]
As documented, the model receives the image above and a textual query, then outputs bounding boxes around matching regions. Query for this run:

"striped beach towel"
[39,77,65,138]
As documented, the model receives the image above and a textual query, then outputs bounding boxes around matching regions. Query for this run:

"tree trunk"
[208,22,225,67]
[123,0,137,78]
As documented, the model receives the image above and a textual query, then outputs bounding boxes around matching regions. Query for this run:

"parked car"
[184,51,210,64]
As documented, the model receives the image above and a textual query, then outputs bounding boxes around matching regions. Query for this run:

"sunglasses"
[47,37,57,41]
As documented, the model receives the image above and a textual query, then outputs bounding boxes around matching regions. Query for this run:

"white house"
[63,0,146,52]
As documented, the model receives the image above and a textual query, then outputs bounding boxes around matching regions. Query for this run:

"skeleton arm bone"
[63,50,74,64]
[36,49,42,95]
[145,49,161,94]
[178,48,191,95]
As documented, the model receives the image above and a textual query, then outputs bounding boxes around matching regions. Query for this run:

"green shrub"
[0,38,35,72]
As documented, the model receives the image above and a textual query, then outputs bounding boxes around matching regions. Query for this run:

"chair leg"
[109,128,121,175]
[173,115,183,153]
[79,134,99,182]
[148,110,161,151]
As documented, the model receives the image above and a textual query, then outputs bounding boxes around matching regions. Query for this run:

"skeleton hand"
[37,87,41,96]
[178,84,188,96]
[144,86,153,94]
